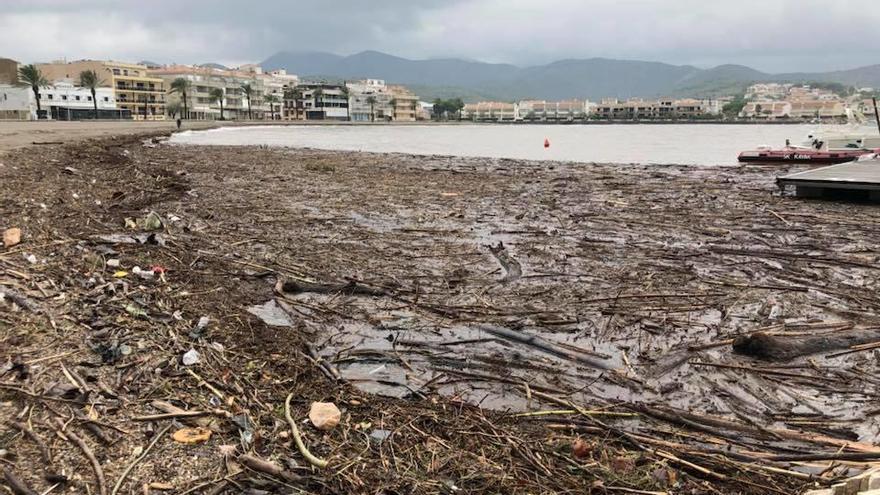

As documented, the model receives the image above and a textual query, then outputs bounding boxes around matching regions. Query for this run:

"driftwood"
[276,278,387,297]
[478,325,611,370]
[733,329,880,361]
[486,242,522,283]
[1,467,38,495]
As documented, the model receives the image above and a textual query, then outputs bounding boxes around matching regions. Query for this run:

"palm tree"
[366,96,377,122]
[17,65,48,118]
[166,100,182,119]
[241,82,255,119]
[170,78,192,119]
[264,94,279,120]
[209,87,225,120]
[340,86,350,121]
[78,70,101,120]
[388,98,398,121]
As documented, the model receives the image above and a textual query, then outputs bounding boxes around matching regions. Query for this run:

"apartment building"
[0,58,18,85]
[346,79,391,121]
[283,83,349,121]
[149,65,268,120]
[461,101,518,121]
[388,85,418,122]
[739,101,793,119]
[592,98,719,119]
[37,60,166,120]
[518,99,592,121]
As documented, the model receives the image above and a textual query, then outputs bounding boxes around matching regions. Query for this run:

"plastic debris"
[182,349,201,366]
[369,429,392,445]
[113,271,128,278]
[106,259,121,268]
[247,300,294,327]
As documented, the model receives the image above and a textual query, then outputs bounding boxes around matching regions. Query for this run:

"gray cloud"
[1,0,878,72]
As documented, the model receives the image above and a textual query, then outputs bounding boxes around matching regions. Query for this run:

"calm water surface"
[169,124,876,166]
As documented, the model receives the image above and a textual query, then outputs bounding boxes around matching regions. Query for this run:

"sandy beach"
[2,128,880,494]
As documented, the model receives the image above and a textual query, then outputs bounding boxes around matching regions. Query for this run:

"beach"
[2,127,880,494]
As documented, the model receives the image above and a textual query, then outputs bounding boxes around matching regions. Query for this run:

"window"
[112,69,120,75]
[61,95,67,100]
[87,96,92,101]
[103,97,109,102]
[75,96,81,101]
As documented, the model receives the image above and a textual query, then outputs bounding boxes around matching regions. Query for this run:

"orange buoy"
[544,138,550,148]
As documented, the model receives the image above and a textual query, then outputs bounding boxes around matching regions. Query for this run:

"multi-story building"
[284,83,349,121]
[388,85,418,122]
[149,65,264,120]
[739,101,793,119]
[37,60,166,120]
[0,58,19,85]
[788,100,845,119]
[0,82,123,120]
[592,98,719,119]
[346,79,390,121]
[461,101,518,121]
[342,79,420,122]
[518,100,592,121]
[149,64,297,120]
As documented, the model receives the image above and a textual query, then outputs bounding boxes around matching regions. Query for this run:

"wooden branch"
[53,418,106,495]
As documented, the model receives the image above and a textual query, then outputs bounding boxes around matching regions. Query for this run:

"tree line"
[431,98,465,120]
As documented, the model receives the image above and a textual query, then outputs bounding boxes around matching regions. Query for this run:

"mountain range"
[261,50,880,102]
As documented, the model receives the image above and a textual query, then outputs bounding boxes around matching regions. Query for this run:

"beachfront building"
[788,100,846,119]
[388,85,419,122]
[518,99,593,121]
[346,79,391,121]
[461,101,518,122]
[149,65,282,120]
[343,79,419,122]
[37,60,166,120]
[592,98,720,120]
[739,101,792,119]
[283,83,349,121]
[0,58,19,85]
[0,82,124,120]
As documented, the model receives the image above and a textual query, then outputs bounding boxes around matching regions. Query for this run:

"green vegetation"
[17,64,48,115]
[722,94,747,118]
[240,82,255,119]
[431,98,465,120]
[264,94,280,120]
[802,81,855,98]
[209,87,225,120]
[78,69,101,119]
[170,78,192,119]
[365,95,377,122]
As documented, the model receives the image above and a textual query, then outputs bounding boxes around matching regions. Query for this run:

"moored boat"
[738,146,875,164]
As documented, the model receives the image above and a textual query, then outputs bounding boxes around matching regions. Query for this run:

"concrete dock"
[777,158,880,200]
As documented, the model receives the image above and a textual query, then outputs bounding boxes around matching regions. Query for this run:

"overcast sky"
[1,0,878,72]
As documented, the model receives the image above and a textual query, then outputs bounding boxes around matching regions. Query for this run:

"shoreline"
[2,132,879,493]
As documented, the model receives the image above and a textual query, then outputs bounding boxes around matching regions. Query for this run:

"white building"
[0,82,119,120]
[346,79,393,121]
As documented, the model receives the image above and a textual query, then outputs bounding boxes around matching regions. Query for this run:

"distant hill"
[261,50,880,101]
[198,62,230,70]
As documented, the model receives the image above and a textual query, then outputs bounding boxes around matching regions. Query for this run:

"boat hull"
[738,148,871,164]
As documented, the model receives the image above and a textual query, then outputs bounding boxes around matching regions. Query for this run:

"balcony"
[115,85,165,93]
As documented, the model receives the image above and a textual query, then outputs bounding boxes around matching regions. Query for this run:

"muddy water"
[170,123,878,165]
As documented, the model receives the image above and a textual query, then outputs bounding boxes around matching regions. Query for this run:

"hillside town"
[1,56,877,123]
